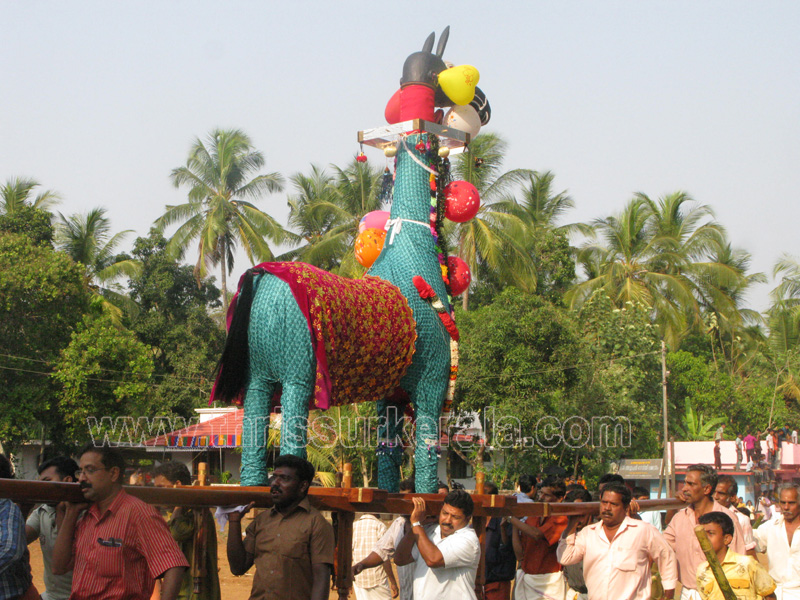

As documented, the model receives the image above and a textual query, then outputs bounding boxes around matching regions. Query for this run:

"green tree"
[456,288,586,479]
[53,314,154,445]
[575,291,662,475]
[126,231,225,417]
[0,206,54,246]
[0,233,89,451]
[489,170,581,303]
[0,178,59,215]
[55,207,142,320]
[157,128,286,307]
[764,255,800,406]
[568,193,743,349]
[666,350,783,435]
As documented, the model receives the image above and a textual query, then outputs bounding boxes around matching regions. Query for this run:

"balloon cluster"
[354,179,478,298]
[384,27,491,139]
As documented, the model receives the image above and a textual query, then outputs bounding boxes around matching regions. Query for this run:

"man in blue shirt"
[0,454,35,600]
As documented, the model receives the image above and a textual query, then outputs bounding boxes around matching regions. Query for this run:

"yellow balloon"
[438,65,480,106]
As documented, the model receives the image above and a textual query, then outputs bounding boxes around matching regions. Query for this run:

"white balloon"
[443,105,482,138]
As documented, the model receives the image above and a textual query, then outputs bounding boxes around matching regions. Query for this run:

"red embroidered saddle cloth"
[229,262,417,410]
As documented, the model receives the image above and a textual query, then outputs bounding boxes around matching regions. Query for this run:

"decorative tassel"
[379,167,394,202]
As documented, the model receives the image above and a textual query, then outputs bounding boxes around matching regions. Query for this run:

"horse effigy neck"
[387,134,436,223]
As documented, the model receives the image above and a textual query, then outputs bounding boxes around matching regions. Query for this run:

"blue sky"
[2,1,798,311]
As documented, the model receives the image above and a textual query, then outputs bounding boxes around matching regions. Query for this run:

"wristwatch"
[411,521,422,528]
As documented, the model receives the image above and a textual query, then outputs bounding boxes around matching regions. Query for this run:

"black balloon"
[470,87,491,125]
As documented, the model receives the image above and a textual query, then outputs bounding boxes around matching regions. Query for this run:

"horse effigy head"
[400,27,450,91]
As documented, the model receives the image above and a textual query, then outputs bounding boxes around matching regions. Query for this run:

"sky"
[2,1,798,312]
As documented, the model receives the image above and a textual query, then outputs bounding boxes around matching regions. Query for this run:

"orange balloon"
[355,228,386,268]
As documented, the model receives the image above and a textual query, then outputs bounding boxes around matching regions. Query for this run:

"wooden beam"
[0,480,686,516]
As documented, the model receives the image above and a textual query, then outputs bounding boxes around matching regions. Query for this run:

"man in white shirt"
[713,475,756,556]
[633,486,663,532]
[395,490,481,600]
[557,483,677,600]
[754,484,800,599]
[792,429,798,445]
[25,456,79,600]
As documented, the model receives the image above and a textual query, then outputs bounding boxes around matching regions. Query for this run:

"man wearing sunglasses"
[52,443,188,600]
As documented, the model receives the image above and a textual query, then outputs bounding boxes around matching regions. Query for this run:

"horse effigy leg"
[278,383,313,458]
[376,399,405,492]
[413,400,444,494]
[241,381,276,486]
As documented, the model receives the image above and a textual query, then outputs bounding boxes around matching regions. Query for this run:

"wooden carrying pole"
[191,463,209,596]
[693,525,737,600]
[0,479,686,516]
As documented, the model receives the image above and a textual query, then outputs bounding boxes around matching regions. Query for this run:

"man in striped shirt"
[52,444,188,600]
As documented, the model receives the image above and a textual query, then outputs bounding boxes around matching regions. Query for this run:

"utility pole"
[662,340,671,497]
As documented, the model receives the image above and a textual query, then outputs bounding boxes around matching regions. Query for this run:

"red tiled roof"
[146,409,244,448]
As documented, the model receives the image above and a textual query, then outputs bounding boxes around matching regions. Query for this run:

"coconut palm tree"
[697,242,766,375]
[155,129,285,307]
[278,159,384,278]
[0,178,59,215]
[495,170,589,237]
[279,165,337,266]
[567,196,697,348]
[56,207,141,321]
[568,192,752,349]
[764,255,800,403]
[449,133,536,309]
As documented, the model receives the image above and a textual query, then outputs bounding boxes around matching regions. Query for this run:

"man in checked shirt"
[352,514,397,600]
[52,444,188,600]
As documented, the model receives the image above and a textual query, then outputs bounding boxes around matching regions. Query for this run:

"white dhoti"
[680,588,702,600]
[777,585,800,600]
[514,570,566,600]
[354,583,392,600]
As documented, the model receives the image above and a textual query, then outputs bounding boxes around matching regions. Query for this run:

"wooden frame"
[0,478,686,599]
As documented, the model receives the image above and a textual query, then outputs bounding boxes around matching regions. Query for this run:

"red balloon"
[444,181,480,222]
[448,256,471,295]
[385,89,402,124]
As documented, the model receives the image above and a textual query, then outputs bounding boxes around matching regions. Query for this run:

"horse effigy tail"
[211,267,261,403]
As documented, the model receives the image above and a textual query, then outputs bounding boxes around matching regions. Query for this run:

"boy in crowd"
[695,511,775,600]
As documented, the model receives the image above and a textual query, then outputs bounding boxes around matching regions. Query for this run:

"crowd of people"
[721,425,799,472]
[352,467,799,600]
[2,447,800,600]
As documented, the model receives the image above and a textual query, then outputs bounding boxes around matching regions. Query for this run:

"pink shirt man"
[663,501,746,591]
[557,516,677,600]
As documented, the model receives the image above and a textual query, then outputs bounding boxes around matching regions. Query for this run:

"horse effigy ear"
[422,31,435,54]
[436,26,450,58]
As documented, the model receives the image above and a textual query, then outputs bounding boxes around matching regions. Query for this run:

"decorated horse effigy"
[211,27,490,493]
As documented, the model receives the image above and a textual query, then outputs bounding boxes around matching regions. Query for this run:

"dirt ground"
[28,511,351,600]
